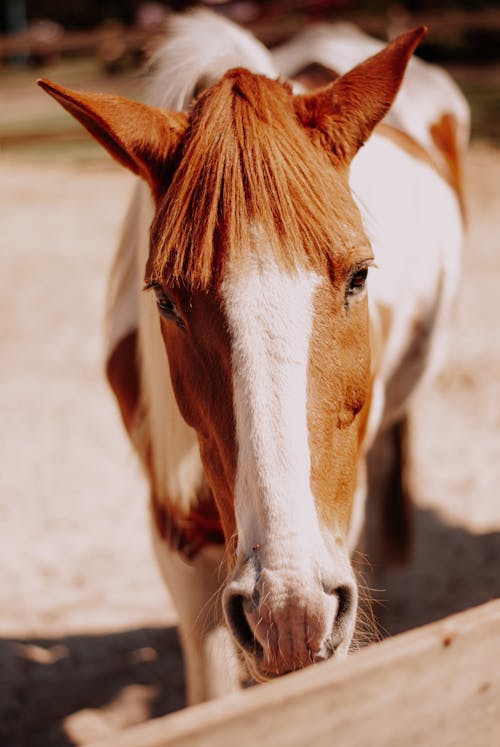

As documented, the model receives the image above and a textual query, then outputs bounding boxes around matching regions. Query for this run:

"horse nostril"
[224,592,263,657]
[330,584,357,649]
[335,585,354,621]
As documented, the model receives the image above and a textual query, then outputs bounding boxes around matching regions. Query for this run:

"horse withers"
[38,11,466,704]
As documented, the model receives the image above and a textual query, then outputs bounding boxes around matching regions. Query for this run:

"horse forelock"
[147,68,367,290]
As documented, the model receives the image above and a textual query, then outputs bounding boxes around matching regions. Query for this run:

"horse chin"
[242,638,339,684]
[245,655,296,684]
[246,660,281,684]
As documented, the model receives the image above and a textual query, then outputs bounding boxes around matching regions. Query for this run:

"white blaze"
[222,252,326,565]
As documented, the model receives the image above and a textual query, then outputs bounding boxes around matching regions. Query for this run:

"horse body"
[39,10,467,704]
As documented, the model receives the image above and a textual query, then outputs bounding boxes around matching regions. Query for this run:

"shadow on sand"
[370,508,500,637]
[2,507,500,746]
[0,625,184,746]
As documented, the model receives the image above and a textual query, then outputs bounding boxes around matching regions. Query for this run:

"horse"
[38,10,467,705]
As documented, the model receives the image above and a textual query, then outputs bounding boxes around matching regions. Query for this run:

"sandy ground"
[1,144,499,746]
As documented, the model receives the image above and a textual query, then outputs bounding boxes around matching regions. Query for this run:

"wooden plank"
[88,599,500,747]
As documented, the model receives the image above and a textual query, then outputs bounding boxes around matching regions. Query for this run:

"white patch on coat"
[351,131,463,428]
[104,180,142,355]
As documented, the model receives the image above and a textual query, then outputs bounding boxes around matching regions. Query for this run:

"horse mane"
[147,8,276,110]
[148,68,366,290]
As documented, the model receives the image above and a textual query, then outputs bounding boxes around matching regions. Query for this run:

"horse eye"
[153,286,184,327]
[347,267,368,298]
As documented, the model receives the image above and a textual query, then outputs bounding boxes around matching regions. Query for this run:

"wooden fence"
[1,8,500,65]
[86,598,500,747]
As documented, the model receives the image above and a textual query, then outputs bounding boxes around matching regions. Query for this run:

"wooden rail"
[86,598,500,747]
[0,26,162,63]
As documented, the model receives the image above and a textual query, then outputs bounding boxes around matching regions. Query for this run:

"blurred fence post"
[1,0,28,64]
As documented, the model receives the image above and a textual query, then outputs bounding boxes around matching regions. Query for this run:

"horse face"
[39,25,424,680]
[147,218,372,678]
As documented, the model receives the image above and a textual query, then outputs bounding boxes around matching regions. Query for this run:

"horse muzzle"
[222,551,357,680]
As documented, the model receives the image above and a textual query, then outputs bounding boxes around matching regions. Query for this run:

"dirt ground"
[1,143,499,746]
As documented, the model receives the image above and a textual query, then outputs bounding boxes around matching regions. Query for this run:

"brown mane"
[147,68,367,290]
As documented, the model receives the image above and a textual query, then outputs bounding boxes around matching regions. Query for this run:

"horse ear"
[293,27,427,167]
[37,79,187,199]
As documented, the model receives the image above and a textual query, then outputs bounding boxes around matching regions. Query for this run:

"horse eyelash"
[353,259,377,273]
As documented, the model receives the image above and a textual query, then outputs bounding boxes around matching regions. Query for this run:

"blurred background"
[1,0,500,149]
[1,2,500,746]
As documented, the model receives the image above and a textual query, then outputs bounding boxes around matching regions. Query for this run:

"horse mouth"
[241,638,337,684]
